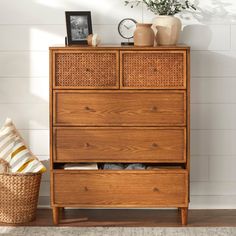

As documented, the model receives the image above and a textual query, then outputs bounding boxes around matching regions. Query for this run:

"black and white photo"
[66,11,92,45]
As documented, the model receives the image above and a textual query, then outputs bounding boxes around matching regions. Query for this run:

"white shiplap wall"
[0,0,236,209]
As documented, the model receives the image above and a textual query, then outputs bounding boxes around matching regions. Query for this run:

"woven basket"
[0,159,42,223]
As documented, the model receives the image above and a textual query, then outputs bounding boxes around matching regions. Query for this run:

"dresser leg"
[181,207,188,226]
[52,207,59,225]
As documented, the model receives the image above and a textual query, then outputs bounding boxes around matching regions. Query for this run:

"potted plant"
[124,0,196,45]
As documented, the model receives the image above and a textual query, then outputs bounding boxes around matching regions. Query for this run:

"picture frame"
[65,11,93,45]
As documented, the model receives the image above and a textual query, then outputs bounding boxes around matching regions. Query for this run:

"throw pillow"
[0,118,46,173]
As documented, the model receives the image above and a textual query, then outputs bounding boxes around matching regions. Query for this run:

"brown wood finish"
[50,45,190,226]
[49,49,54,217]
[53,170,188,207]
[50,45,190,50]
[52,207,59,225]
[53,127,186,163]
[53,90,186,126]
[181,207,188,225]
[187,48,191,202]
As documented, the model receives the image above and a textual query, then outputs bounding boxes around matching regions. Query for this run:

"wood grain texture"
[49,45,190,50]
[53,90,186,126]
[53,170,188,207]
[53,127,186,163]
[49,48,54,211]
[181,207,188,225]
[187,48,191,202]
[52,207,59,225]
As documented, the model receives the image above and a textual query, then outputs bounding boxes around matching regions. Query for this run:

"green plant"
[124,0,196,15]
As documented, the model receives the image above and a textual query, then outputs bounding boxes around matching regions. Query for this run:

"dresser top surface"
[49,44,190,50]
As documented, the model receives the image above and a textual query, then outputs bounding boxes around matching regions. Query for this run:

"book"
[64,163,98,170]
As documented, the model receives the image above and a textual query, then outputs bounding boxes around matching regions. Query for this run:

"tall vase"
[152,16,182,46]
[134,23,155,47]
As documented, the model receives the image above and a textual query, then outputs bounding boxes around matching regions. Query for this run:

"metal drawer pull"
[151,106,158,112]
[84,106,95,112]
[86,68,94,73]
[153,187,160,192]
[84,143,90,148]
[152,143,158,148]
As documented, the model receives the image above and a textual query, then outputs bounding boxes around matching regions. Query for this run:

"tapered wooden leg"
[52,207,59,225]
[181,207,188,226]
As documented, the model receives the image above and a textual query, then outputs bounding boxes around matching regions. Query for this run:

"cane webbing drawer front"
[53,51,119,89]
[53,170,188,207]
[121,51,186,89]
[53,128,186,163]
[53,91,186,126]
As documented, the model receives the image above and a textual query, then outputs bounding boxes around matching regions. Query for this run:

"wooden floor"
[0,209,236,227]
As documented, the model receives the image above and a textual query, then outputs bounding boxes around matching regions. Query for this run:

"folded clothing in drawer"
[103,163,146,170]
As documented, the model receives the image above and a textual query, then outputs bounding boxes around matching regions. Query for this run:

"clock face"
[118,18,137,39]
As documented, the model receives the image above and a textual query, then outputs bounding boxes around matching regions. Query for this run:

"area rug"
[0,227,236,236]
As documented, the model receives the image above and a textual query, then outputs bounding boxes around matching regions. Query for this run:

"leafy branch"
[124,0,196,15]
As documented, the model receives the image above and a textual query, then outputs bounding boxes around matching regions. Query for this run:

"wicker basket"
[0,159,42,223]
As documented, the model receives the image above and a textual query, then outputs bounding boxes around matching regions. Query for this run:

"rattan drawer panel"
[121,51,186,89]
[53,51,119,89]
[53,170,188,207]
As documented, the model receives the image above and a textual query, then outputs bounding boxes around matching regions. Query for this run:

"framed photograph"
[65,11,93,45]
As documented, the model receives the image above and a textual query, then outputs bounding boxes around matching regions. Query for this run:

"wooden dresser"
[49,45,190,225]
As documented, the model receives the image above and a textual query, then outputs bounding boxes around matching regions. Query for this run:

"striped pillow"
[0,118,46,173]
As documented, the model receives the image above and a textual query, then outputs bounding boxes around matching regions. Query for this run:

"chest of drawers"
[50,45,190,225]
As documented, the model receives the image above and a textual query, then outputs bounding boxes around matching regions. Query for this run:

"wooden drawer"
[53,127,186,163]
[52,51,119,89]
[121,51,186,89]
[53,91,186,126]
[53,170,188,207]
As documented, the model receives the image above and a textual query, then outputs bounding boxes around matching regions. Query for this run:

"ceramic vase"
[134,23,155,47]
[152,16,182,46]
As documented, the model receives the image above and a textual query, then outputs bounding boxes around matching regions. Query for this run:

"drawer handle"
[84,186,89,192]
[152,143,158,148]
[153,187,159,192]
[84,106,95,112]
[151,106,158,112]
[84,143,90,148]
[86,68,94,73]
